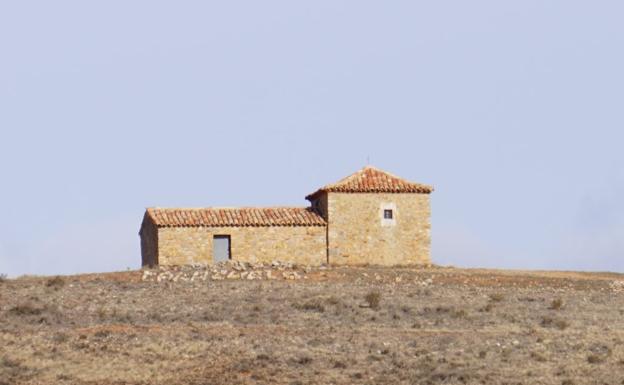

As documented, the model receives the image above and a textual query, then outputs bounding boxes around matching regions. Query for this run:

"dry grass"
[293,298,326,313]
[541,316,570,330]
[0,266,623,385]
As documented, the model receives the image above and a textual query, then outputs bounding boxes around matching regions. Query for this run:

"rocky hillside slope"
[1,264,623,385]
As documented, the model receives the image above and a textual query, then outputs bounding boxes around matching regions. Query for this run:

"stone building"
[139,166,433,266]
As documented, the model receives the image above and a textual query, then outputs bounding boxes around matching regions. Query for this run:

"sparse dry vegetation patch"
[489,292,505,302]
[293,298,325,313]
[541,316,570,330]
[0,265,623,385]
[549,298,564,310]
[364,290,382,309]
[9,303,43,316]
[45,275,65,290]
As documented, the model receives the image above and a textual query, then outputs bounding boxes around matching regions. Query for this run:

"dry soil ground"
[1,265,624,385]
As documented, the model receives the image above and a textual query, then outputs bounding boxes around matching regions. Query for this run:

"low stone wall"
[157,225,327,266]
[141,260,321,282]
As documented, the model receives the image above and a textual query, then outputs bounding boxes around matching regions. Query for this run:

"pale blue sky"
[1,1,623,276]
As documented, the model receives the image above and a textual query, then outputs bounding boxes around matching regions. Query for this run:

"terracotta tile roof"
[306,166,433,200]
[146,207,326,227]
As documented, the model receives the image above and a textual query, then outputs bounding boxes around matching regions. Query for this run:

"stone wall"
[157,225,327,266]
[326,192,431,266]
[139,214,158,267]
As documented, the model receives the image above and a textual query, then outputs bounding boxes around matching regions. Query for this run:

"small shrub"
[333,360,347,369]
[0,357,33,385]
[587,345,612,364]
[452,309,467,319]
[478,350,487,359]
[97,307,107,321]
[530,351,547,362]
[489,293,504,302]
[9,304,43,316]
[149,311,164,322]
[549,298,564,310]
[555,319,569,330]
[94,330,111,339]
[233,359,254,373]
[111,309,133,324]
[541,316,568,330]
[1,356,21,368]
[587,354,604,364]
[51,333,69,343]
[293,298,325,313]
[0,274,7,283]
[296,356,313,365]
[45,276,65,290]
[365,291,381,310]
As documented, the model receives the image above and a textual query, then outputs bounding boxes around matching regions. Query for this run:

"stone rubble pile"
[610,280,624,293]
[415,277,434,287]
[141,260,323,283]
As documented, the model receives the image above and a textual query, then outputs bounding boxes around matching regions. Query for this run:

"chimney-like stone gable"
[326,192,431,266]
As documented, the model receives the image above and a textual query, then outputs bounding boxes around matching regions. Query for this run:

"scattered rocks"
[142,260,315,283]
[610,280,624,293]
[282,271,301,280]
[413,277,434,287]
[142,262,439,284]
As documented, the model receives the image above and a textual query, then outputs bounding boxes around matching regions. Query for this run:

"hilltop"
[1,264,623,385]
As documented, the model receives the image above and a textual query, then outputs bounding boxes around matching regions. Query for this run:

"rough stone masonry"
[139,166,433,266]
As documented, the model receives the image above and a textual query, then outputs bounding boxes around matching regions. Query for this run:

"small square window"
[383,209,393,219]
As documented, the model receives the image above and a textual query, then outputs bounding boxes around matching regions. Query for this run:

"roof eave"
[305,189,325,201]
[306,187,434,200]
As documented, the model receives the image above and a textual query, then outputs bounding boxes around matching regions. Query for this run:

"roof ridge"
[146,206,326,227]
[148,206,312,210]
[305,166,433,200]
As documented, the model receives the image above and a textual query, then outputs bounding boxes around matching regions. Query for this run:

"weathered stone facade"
[325,192,430,265]
[156,226,326,266]
[140,166,433,267]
